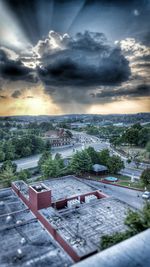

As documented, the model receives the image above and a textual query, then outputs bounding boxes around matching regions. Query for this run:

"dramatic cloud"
[38,31,131,87]
[0,29,149,113]
[0,49,38,83]
[119,38,150,59]
[90,84,150,102]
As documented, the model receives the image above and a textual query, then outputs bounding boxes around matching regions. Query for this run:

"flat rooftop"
[2,176,136,265]
[0,188,73,267]
[43,176,97,201]
[13,176,97,202]
[40,197,131,258]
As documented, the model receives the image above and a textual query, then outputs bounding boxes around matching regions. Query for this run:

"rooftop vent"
[6,215,13,223]
[17,248,23,259]
[0,201,4,206]
[20,238,26,245]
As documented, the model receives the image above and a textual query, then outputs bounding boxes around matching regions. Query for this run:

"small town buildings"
[44,129,71,147]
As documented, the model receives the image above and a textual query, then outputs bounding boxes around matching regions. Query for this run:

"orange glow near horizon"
[0,84,150,115]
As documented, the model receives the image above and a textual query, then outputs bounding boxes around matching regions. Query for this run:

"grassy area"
[82,173,144,190]
[116,180,144,190]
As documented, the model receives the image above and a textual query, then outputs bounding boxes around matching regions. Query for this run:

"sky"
[0,0,150,115]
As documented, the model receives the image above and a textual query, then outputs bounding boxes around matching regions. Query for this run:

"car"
[142,191,150,199]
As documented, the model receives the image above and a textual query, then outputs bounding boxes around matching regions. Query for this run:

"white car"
[142,191,150,199]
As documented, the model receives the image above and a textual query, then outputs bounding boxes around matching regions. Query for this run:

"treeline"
[0,121,55,140]
[0,134,51,161]
[39,147,124,179]
[111,123,150,147]
[86,125,125,138]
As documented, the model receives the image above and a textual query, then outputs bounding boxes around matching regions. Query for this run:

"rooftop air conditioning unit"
[67,199,80,208]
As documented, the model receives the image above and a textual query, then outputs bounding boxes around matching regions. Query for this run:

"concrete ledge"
[73,229,150,267]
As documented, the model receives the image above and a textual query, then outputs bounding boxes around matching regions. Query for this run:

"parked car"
[142,191,150,199]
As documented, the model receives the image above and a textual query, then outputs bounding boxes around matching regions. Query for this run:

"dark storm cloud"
[11,90,22,98]
[91,84,150,100]
[0,49,38,83]
[38,31,131,87]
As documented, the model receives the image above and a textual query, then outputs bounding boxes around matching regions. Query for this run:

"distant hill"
[0,113,150,124]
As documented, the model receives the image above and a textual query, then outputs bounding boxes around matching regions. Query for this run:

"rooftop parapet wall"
[53,190,107,210]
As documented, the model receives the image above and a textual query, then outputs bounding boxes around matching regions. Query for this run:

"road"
[81,178,145,210]
[1,131,147,178]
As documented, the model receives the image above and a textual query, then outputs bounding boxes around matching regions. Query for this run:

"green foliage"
[110,136,122,147]
[41,158,59,178]
[138,128,150,147]
[17,170,31,181]
[107,155,124,174]
[115,124,150,148]
[45,140,51,151]
[140,168,150,189]
[0,165,17,187]
[132,123,142,130]
[1,160,17,173]
[3,141,16,160]
[85,146,99,164]
[98,149,110,166]
[86,126,99,136]
[0,134,50,162]
[54,153,65,169]
[38,151,51,171]
[146,141,150,153]
[40,152,65,178]
[70,150,92,175]
[101,231,131,250]
[0,146,5,161]
[123,128,139,145]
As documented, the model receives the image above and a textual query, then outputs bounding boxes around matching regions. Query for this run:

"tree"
[140,168,150,189]
[132,123,142,130]
[0,165,16,187]
[123,128,139,146]
[38,151,51,171]
[45,140,51,151]
[99,149,110,166]
[101,202,150,250]
[3,141,15,160]
[101,231,131,250]
[70,150,92,175]
[86,126,99,136]
[86,147,99,164]
[0,145,5,161]
[107,155,124,174]
[1,160,17,173]
[17,170,31,181]
[146,142,150,153]
[41,158,59,178]
[54,153,65,169]
[110,137,121,147]
[146,142,150,159]
[138,128,150,147]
